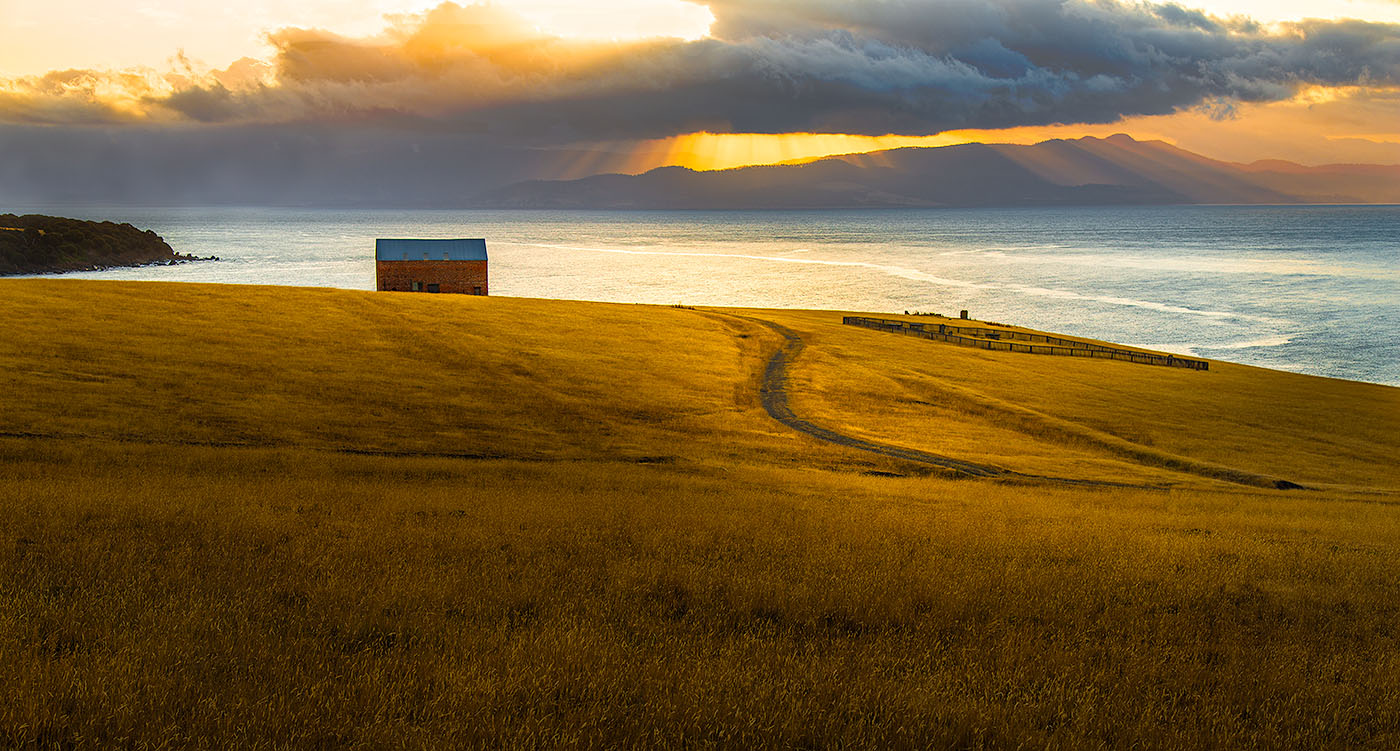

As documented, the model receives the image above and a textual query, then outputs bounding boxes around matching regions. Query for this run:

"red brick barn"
[375,238,488,295]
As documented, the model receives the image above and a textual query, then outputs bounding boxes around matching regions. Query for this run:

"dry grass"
[757,308,1400,490]
[2,279,1399,748]
[0,280,785,464]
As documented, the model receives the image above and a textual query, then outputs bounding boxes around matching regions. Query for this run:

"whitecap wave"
[1197,335,1295,351]
[517,242,1293,324]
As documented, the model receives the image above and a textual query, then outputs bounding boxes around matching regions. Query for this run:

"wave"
[1197,335,1295,351]
[516,242,1292,324]
[959,250,1400,280]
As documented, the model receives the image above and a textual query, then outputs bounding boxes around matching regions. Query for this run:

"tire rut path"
[751,317,1010,478]
[718,312,1292,490]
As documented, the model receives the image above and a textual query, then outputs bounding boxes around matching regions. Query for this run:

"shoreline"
[0,254,219,278]
[4,276,1397,391]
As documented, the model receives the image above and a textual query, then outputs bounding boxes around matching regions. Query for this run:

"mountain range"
[3,129,1395,209]
[477,135,1400,209]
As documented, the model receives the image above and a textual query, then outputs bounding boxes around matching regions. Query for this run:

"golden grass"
[0,280,788,464]
[755,308,1400,490]
[2,279,1399,747]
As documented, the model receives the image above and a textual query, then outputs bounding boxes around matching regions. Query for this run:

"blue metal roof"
[376,238,487,262]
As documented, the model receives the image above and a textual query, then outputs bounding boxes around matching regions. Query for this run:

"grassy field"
[2,278,1399,748]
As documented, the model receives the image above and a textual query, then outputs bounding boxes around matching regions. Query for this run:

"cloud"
[1,0,1398,143]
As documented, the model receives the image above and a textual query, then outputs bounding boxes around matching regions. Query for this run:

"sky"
[2,0,1399,181]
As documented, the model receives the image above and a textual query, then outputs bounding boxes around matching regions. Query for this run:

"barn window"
[427,283,440,293]
[411,281,422,292]
[473,286,483,295]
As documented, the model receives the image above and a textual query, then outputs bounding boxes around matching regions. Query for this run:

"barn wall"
[376,260,488,295]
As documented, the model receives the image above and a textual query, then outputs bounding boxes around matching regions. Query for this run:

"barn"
[375,238,488,295]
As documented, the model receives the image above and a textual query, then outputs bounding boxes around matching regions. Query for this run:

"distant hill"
[477,135,1400,209]
[0,214,191,275]
[6,128,1394,209]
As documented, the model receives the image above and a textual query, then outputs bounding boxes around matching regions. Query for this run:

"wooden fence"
[843,317,1209,371]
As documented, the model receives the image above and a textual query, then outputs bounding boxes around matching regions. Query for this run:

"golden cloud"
[0,0,1398,147]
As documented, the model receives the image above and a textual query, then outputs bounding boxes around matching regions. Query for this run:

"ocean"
[20,205,1400,386]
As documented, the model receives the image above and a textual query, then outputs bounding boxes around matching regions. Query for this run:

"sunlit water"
[18,205,1400,386]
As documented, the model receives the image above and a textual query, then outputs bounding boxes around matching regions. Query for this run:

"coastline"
[9,205,1396,387]
[0,213,214,276]
[0,254,219,277]
[4,276,1397,391]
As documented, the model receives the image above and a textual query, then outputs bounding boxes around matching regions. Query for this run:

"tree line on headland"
[0,214,198,275]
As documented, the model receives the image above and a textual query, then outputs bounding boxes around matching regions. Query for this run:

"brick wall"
[376,260,488,295]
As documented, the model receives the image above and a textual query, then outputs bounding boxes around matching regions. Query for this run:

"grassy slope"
[2,279,1399,748]
[763,309,1400,490]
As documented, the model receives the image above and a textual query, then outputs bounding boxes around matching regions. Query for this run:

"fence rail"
[843,317,1209,371]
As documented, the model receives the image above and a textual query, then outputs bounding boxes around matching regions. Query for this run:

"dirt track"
[751,317,1011,478]
[728,313,1302,490]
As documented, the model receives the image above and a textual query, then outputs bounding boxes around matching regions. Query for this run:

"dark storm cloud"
[1,0,1398,140]
[690,0,1399,133]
